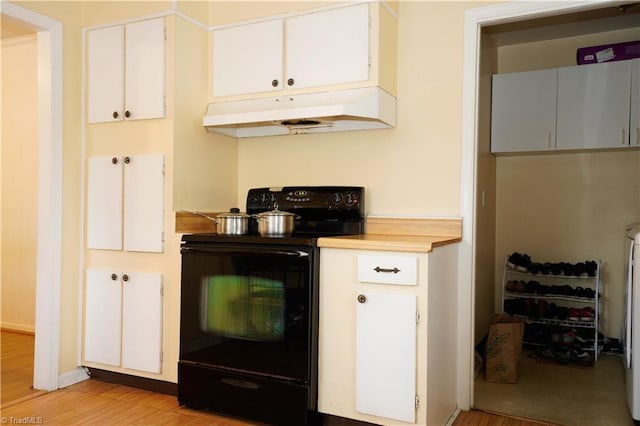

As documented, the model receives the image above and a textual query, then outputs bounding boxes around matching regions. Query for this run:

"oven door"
[179,243,317,383]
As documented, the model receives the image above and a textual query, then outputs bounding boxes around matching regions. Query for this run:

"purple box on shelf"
[577,40,640,65]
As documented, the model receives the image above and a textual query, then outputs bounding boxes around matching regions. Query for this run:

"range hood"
[203,86,396,138]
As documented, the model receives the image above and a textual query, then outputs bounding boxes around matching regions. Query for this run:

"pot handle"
[182,210,219,223]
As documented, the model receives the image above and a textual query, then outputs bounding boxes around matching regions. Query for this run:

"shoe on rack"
[568,308,581,322]
[562,330,576,345]
[570,346,594,366]
[579,307,595,322]
[585,260,598,277]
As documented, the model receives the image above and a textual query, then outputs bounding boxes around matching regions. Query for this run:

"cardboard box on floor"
[485,314,525,383]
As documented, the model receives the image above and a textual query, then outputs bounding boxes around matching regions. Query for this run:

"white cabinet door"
[286,3,369,90]
[87,156,123,250]
[557,60,632,150]
[491,68,557,153]
[122,271,163,373]
[84,269,123,366]
[84,269,163,373]
[124,18,166,121]
[356,291,417,423]
[123,153,165,253]
[212,19,283,97]
[87,154,164,252]
[87,18,165,123]
[87,25,125,124]
[631,59,640,147]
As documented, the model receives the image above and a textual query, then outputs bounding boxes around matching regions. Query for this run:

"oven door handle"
[181,246,310,257]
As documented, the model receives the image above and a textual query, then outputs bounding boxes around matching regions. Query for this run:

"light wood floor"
[1,330,42,404]
[1,330,546,425]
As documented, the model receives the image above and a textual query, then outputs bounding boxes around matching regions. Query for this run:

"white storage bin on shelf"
[501,255,601,361]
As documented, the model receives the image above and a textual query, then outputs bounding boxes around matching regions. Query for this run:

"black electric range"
[178,186,364,426]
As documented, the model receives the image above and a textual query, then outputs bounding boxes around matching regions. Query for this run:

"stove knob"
[259,193,269,204]
[331,193,343,204]
[345,193,357,206]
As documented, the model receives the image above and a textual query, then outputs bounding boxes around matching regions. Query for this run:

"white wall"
[1,34,38,333]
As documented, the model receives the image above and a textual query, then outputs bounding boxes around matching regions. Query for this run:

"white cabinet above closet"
[491,58,640,153]
[491,68,558,153]
[557,60,632,150]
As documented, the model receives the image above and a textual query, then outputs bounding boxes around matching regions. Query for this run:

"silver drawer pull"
[374,266,400,274]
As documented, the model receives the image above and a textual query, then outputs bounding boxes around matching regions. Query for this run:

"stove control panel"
[246,186,364,218]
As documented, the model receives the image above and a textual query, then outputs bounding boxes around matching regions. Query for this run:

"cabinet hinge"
[163,28,167,41]
[160,283,164,296]
[416,309,420,324]
[415,395,419,409]
[161,162,166,175]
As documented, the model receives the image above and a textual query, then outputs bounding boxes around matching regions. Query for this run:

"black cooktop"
[182,186,365,245]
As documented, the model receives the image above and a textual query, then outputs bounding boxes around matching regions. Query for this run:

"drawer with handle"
[357,254,418,286]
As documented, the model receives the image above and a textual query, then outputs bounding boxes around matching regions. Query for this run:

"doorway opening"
[463,1,640,425]
[0,4,63,392]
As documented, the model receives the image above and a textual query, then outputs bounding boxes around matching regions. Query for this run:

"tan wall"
[10,0,494,382]
[494,28,640,338]
[1,34,38,333]
[236,1,471,217]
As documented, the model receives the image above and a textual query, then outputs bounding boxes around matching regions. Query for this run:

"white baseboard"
[446,408,462,426]
[58,367,90,389]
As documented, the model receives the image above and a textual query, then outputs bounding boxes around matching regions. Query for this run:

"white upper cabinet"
[87,153,165,252]
[631,59,640,147]
[491,68,558,153]
[87,18,165,123]
[212,3,371,98]
[212,19,283,97]
[286,4,369,91]
[556,60,632,150]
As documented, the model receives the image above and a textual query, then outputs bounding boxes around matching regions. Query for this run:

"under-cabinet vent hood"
[203,87,396,138]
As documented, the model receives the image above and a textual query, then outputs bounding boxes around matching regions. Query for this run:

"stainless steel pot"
[215,208,250,235]
[253,205,298,237]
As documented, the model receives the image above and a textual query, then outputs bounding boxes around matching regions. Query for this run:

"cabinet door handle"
[287,78,294,87]
[374,266,400,274]
[125,110,131,118]
[111,157,118,165]
[357,294,367,304]
[271,79,279,87]
[122,274,129,282]
[124,156,130,164]
[111,273,118,281]
[112,111,119,119]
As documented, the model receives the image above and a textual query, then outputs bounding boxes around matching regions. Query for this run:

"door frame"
[2,2,63,391]
[459,0,618,410]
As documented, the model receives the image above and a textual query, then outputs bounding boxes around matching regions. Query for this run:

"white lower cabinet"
[356,291,417,422]
[318,245,459,425]
[84,268,163,373]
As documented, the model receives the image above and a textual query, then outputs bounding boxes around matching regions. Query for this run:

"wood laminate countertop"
[317,233,460,253]
[317,217,461,253]
[175,212,462,253]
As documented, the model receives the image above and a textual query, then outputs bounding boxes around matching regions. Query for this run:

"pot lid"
[217,208,250,218]
[255,204,296,217]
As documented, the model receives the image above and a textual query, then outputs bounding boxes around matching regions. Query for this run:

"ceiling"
[2,3,638,45]
[485,2,640,46]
